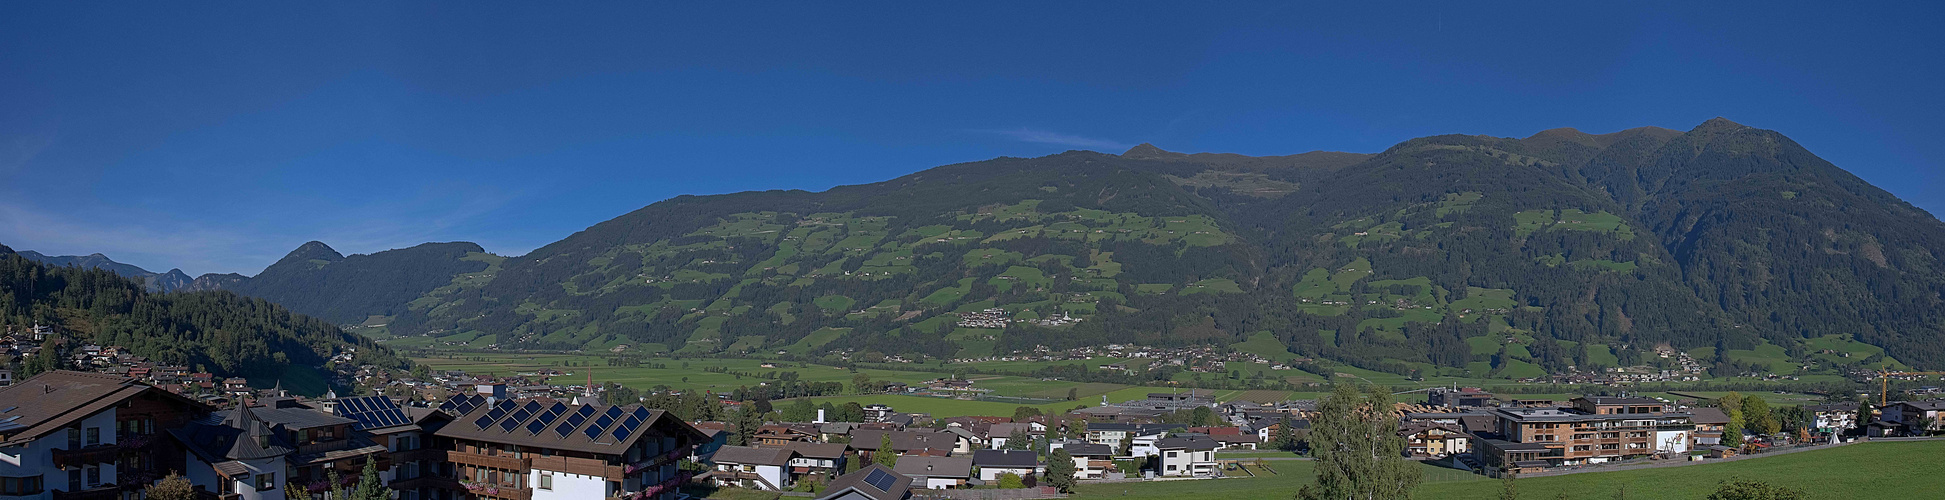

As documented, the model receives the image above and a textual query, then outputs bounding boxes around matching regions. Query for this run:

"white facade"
[714,462,787,491]
[921,477,960,490]
[530,469,609,500]
[1157,449,1215,477]
[183,454,285,500]
[1655,430,1690,454]
[977,466,1037,481]
[1127,433,1167,458]
[0,407,119,500]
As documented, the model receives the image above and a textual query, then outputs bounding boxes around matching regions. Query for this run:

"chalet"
[707,445,795,491]
[1153,436,1219,477]
[752,423,821,447]
[0,371,210,500]
[432,396,709,500]
[1397,422,1469,457]
[891,456,972,489]
[970,450,1040,481]
[1060,443,1114,479]
[784,442,849,482]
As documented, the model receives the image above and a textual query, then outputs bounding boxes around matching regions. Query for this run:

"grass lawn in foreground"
[1071,440,1944,500]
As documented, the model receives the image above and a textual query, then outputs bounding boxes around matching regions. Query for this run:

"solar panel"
[554,421,577,437]
[498,416,521,431]
[510,408,533,423]
[474,414,495,429]
[550,402,569,415]
[566,412,587,427]
[583,424,605,440]
[631,407,651,420]
[526,419,548,435]
[497,399,518,411]
[575,405,597,417]
[864,469,896,491]
[619,415,641,434]
[611,426,630,442]
[604,406,625,419]
[485,408,507,421]
[595,414,615,429]
[523,401,542,413]
[535,411,560,426]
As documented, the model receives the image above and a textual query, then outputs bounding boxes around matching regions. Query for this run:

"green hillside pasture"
[1449,287,1517,313]
[962,248,1025,267]
[1330,258,1373,289]
[1572,259,1638,273]
[1230,331,1300,362]
[1134,284,1174,295]
[1803,334,1907,369]
[1292,268,1335,299]
[813,295,856,312]
[1181,278,1242,295]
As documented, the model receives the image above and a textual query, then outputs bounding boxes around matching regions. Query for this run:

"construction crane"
[1876,370,1945,406]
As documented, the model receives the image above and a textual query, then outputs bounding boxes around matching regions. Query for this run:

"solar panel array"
[335,396,413,430]
[863,469,897,491]
[456,398,660,444]
[438,393,486,415]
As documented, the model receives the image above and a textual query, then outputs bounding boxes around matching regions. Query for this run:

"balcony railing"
[446,451,530,471]
[51,485,121,500]
[51,445,121,469]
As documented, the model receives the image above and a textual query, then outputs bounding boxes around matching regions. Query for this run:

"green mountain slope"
[0,245,408,388]
[191,241,495,324]
[222,119,1945,373]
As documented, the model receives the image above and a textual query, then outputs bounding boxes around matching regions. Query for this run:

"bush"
[998,472,1025,489]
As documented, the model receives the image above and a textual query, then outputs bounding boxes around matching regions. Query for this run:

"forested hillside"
[0,244,409,382]
[190,118,1945,375]
[189,241,496,324]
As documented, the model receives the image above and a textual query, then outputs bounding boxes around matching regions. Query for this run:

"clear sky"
[3,2,1941,275]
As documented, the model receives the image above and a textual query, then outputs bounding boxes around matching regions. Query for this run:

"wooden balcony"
[392,448,445,463]
[52,485,121,500]
[531,456,626,480]
[52,445,121,469]
[446,451,530,471]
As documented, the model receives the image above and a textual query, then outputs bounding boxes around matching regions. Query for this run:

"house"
[816,464,912,500]
[1879,401,1945,435]
[753,423,822,447]
[984,423,1040,449]
[1805,403,1858,433]
[862,405,896,423]
[328,395,452,500]
[1153,436,1219,477]
[785,442,850,482]
[1083,423,1182,451]
[891,456,973,489]
[251,399,390,493]
[171,405,295,500]
[847,430,956,460]
[1061,443,1115,479]
[433,396,709,500]
[0,371,210,500]
[971,450,1040,481]
[708,446,796,491]
[1398,422,1470,457]
[1689,408,1730,448]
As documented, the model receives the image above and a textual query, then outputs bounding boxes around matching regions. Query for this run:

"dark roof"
[787,442,850,459]
[1805,403,1857,413]
[434,398,707,455]
[972,450,1038,468]
[0,370,206,445]
[849,429,957,453]
[711,445,795,466]
[172,405,296,462]
[1477,438,1553,452]
[818,464,912,500]
[1155,436,1220,451]
[255,407,356,430]
[1086,423,1185,433]
[1689,408,1731,425]
[1889,400,1945,411]
[1063,443,1113,456]
[333,396,416,431]
[893,456,973,478]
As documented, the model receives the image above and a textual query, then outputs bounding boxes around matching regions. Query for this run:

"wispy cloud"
[982,128,1135,152]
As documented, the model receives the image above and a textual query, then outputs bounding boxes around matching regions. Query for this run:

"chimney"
[815,408,826,424]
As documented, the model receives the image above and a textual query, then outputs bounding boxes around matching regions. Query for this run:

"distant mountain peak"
[1121,143,1180,159]
[1695,117,1748,132]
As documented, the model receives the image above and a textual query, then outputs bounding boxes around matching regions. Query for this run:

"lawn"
[1071,440,1945,500]
[787,394,1084,418]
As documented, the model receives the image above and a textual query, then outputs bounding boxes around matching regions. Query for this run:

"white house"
[0,371,207,500]
[708,445,796,491]
[172,405,294,500]
[971,450,1040,481]
[1154,437,1219,477]
[1060,443,1114,480]
[892,456,972,489]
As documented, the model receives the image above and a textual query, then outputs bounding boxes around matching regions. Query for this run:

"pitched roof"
[433,397,707,455]
[786,441,850,459]
[817,464,912,500]
[0,370,206,445]
[1063,443,1113,456]
[711,445,796,466]
[892,456,973,478]
[849,429,956,453]
[972,450,1038,468]
[254,407,356,430]
[172,405,296,462]
[1155,436,1220,451]
[1689,408,1731,424]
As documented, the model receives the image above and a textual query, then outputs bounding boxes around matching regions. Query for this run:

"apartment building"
[1478,397,1697,470]
[433,397,707,500]
[0,371,208,500]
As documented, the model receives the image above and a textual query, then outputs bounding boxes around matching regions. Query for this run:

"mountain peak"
[1694,117,1748,132]
[268,241,344,271]
[1121,143,1179,159]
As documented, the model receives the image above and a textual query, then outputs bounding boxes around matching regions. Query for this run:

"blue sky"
[3,2,1941,275]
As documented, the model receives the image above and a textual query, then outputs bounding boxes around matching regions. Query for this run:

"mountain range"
[15,250,196,293]
[50,118,1945,374]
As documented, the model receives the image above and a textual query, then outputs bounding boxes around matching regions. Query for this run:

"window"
[2,476,44,495]
[86,466,100,487]
[1165,451,1177,458]
[539,474,553,490]
[85,428,100,446]
[255,473,275,491]
[67,428,80,448]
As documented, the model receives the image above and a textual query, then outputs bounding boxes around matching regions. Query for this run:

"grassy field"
[786,394,1086,417]
[1073,441,1943,500]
